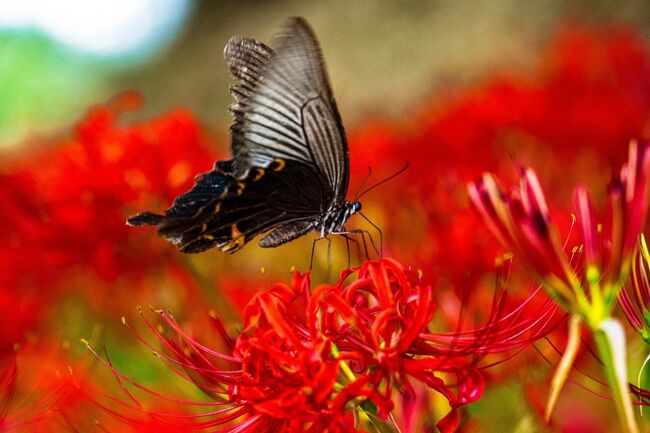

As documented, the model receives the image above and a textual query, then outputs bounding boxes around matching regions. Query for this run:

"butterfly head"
[341,200,362,224]
[320,201,362,236]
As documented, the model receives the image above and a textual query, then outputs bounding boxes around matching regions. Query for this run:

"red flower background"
[2,23,650,432]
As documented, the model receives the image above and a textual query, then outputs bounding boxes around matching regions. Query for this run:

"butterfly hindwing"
[153,159,326,253]
[127,161,234,227]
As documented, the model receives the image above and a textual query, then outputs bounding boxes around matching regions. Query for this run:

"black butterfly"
[127,17,361,254]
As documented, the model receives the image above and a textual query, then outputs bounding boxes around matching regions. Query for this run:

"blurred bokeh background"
[3,0,649,147]
[3,1,650,432]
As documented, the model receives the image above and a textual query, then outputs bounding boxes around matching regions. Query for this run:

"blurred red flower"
[619,235,650,345]
[0,345,87,433]
[2,92,217,288]
[0,92,220,346]
[348,24,650,296]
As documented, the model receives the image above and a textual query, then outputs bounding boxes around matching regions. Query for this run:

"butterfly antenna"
[356,162,409,199]
[353,167,373,201]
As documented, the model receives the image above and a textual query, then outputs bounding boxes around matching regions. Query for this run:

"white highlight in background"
[0,0,194,58]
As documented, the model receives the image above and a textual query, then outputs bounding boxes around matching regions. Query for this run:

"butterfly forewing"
[155,160,326,253]
[224,36,274,165]
[225,17,350,203]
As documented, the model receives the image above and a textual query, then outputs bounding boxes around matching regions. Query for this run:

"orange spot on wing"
[221,223,245,252]
[231,223,243,239]
[253,168,265,181]
[273,158,286,171]
[234,182,245,196]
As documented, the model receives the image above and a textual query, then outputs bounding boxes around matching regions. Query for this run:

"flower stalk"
[595,319,639,433]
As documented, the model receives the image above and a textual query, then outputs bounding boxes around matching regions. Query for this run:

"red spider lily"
[468,139,650,323]
[231,272,351,432]
[421,269,562,360]
[84,275,357,432]
[309,259,481,431]
[31,92,216,282]
[83,258,558,433]
[468,139,650,432]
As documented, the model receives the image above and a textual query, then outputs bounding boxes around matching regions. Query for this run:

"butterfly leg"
[325,236,333,281]
[354,229,381,259]
[358,212,384,257]
[343,234,351,268]
[365,230,381,259]
[355,229,374,259]
[341,233,362,267]
[310,235,332,271]
[333,230,374,261]
[310,236,322,270]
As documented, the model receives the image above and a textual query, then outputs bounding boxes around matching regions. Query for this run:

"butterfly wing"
[152,159,326,253]
[127,161,235,227]
[225,17,350,204]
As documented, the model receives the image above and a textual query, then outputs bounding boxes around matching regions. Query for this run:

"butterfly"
[127,17,362,254]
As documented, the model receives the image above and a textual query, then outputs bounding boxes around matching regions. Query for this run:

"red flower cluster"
[307,260,475,431]
[88,259,549,433]
[10,92,216,284]
[469,137,650,431]
[0,93,219,350]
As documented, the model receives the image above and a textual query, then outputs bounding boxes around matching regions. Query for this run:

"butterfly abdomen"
[259,219,316,248]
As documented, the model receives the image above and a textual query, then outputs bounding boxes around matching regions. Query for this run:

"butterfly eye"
[353,202,362,213]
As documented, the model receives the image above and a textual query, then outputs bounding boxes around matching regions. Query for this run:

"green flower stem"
[593,318,639,433]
